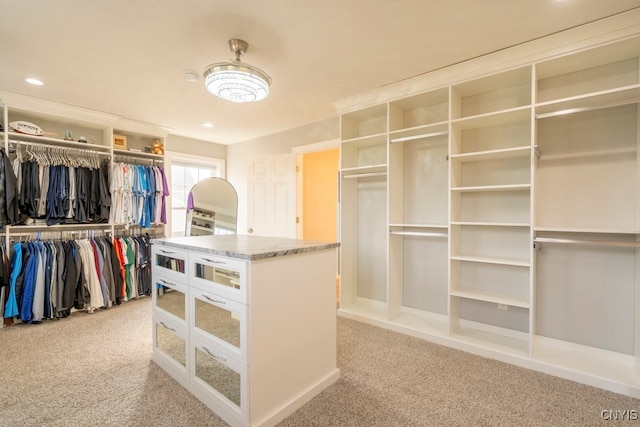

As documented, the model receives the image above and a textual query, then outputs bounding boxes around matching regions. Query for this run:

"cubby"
[451,66,532,120]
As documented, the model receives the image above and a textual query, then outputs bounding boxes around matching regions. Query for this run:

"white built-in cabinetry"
[0,92,167,241]
[151,235,340,427]
[338,32,640,397]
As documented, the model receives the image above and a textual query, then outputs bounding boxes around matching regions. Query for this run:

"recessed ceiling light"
[25,78,44,86]
[202,122,214,128]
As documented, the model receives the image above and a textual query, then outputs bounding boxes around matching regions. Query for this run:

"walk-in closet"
[337,29,640,397]
[0,95,168,325]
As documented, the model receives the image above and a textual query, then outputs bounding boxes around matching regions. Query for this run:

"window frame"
[165,151,225,237]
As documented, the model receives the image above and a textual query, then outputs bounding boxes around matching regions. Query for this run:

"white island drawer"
[152,246,190,281]
[152,275,187,324]
[190,287,247,364]
[152,313,189,387]
[189,253,248,304]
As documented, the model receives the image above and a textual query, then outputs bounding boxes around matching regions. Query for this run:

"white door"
[247,154,296,238]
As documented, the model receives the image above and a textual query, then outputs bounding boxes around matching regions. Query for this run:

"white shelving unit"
[337,27,640,397]
[0,92,168,243]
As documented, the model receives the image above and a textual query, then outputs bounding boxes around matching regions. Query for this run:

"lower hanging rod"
[534,237,640,248]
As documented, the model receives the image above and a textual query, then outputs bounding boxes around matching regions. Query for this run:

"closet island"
[150,234,340,427]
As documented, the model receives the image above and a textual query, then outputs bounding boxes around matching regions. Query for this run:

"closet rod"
[8,139,111,157]
[113,155,163,165]
[8,223,112,232]
[535,96,640,120]
[389,130,448,144]
[389,231,448,238]
[8,229,112,241]
[533,237,640,248]
[342,172,387,179]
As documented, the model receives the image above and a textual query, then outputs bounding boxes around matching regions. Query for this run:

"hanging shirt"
[4,242,22,318]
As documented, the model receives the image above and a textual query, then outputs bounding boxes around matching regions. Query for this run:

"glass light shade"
[203,62,271,103]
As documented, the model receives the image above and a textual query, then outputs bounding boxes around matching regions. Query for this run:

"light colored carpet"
[1,297,638,426]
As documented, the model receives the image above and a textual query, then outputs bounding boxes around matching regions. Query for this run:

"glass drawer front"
[194,263,240,290]
[154,278,186,321]
[195,347,241,407]
[156,322,186,367]
[190,254,246,303]
[153,247,188,278]
[195,297,241,349]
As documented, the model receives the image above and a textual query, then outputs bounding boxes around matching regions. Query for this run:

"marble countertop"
[152,234,340,261]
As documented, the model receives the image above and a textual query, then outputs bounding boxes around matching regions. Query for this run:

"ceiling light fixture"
[25,78,43,86]
[202,39,271,103]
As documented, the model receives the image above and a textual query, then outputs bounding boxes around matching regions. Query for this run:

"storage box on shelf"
[339,25,640,397]
[112,127,165,160]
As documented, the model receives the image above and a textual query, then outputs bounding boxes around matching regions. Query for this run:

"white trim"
[332,9,640,114]
[164,151,226,237]
[292,138,340,154]
[0,90,119,125]
[165,150,226,177]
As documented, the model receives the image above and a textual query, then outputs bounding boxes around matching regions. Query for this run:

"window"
[170,161,222,237]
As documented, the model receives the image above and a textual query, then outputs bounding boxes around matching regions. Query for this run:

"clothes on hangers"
[16,159,110,226]
[2,234,153,324]
[110,163,168,228]
[0,148,19,226]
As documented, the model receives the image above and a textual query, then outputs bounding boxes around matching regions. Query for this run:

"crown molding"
[332,8,640,114]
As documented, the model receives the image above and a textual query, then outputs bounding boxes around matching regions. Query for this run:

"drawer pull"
[159,279,177,287]
[159,249,176,255]
[203,295,226,304]
[203,257,225,265]
[159,322,177,332]
[202,346,227,362]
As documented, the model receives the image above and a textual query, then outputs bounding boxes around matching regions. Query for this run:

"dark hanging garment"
[98,162,111,222]
[106,239,123,305]
[0,148,17,226]
[61,241,80,314]
[20,162,39,219]
[136,235,152,296]
[19,244,38,323]
[90,168,100,221]
[74,168,89,223]
[55,240,66,317]
[4,149,18,225]
[46,165,62,225]
[72,241,88,310]
[43,242,54,319]
[14,242,30,314]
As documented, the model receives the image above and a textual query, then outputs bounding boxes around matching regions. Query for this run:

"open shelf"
[451,254,530,267]
[450,289,529,308]
[450,146,530,163]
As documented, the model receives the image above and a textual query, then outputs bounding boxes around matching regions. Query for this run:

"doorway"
[295,143,340,302]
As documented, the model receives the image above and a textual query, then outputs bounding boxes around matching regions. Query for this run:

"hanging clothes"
[110,162,167,228]
[8,143,110,226]
[2,234,152,324]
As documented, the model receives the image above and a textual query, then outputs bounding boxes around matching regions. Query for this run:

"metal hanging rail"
[533,237,640,248]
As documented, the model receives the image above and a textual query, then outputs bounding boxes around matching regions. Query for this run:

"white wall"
[227,117,339,234]
[166,134,226,161]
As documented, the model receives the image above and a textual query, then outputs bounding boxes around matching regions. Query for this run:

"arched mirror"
[185,177,238,236]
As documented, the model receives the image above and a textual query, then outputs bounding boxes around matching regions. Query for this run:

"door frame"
[292,139,340,239]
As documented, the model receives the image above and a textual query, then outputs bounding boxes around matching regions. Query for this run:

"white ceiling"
[1,1,640,145]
